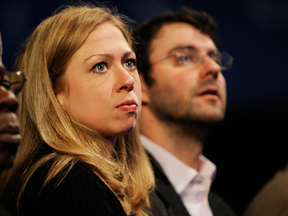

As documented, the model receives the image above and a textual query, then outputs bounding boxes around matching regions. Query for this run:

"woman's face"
[56,22,141,144]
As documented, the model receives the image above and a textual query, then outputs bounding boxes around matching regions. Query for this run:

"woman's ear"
[140,75,150,104]
[56,92,68,110]
[55,76,68,110]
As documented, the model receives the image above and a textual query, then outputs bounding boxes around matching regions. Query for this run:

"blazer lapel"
[148,152,191,216]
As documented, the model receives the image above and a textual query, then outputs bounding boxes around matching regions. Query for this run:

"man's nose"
[0,87,18,113]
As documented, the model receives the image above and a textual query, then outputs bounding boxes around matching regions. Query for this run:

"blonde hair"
[0,3,154,216]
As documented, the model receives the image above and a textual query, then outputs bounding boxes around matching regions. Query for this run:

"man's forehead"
[150,22,216,56]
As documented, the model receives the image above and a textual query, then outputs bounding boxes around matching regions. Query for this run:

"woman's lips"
[117,104,137,112]
[116,99,137,112]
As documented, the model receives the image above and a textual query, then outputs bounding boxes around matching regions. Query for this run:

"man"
[0,33,21,173]
[0,33,22,216]
[132,7,236,216]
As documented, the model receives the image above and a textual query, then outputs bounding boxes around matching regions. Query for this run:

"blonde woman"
[0,3,154,216]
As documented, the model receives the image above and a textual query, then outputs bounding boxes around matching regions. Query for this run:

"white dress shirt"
[141,135,217,216]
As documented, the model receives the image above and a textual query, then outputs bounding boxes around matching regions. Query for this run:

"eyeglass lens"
[0,71,25,94]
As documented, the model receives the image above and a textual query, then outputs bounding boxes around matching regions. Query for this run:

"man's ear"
[140,74,150,104]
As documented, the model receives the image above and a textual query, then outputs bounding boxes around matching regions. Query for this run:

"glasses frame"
[0,71,27,95]
[150,47,234,71]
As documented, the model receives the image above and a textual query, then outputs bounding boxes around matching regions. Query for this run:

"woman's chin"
[100,121,137,140]
[116,122,137,136]
[119,125,135,136]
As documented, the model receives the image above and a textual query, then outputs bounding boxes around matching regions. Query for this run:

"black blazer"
[148,152,237,216]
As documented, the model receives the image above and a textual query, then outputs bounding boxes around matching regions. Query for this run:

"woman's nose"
[116,67,135,92]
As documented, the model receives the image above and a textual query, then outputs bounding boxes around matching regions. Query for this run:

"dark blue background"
[1,0,288,214]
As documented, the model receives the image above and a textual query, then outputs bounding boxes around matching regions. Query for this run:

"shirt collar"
[141,135,216,194]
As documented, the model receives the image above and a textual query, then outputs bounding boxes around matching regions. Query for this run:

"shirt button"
[194,175,203,183]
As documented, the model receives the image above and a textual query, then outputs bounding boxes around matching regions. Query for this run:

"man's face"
[145,22,227,124]
[0,62,20,172]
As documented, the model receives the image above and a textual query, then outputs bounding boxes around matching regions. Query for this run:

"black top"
[18,160,127,216]
[0,205,10,216]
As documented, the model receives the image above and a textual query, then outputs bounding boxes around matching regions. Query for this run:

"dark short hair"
[132,7,218,86]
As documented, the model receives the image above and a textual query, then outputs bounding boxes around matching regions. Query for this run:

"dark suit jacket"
[148,152,237,216]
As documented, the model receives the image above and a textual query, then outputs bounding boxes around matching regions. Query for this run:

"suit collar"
[147,152,191,216]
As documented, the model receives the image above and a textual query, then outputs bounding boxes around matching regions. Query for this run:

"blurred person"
[132,7,236,216]
[243,165,288,216]
[0,33,24,216]
[0,4,154,216]
[0,34,21,173]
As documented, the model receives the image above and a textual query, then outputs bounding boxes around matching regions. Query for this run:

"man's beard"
[148,81,226,135]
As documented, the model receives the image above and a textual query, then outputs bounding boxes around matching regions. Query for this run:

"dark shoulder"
[0,204,11,216]
[20,161,126,216]
[243,167,288,216]
[209,191,237,216]
[63,160,100,181]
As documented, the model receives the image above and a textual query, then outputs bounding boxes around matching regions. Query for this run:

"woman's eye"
[124,59,136,69]
[92,62,107,73]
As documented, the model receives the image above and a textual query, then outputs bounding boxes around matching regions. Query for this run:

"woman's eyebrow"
[84,51,135,63]
[122,51,135,60]
[84,53,113,63]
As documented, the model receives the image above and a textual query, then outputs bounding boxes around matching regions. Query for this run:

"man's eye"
[174,53,195,65]
[178,55,192,63]
[0,74,11,90]
[210,55,221,65]
[0,80,11,90]
[124,59,136,69]
[209,51,221,65]
[213,57,221,65]
[92,62,107,73]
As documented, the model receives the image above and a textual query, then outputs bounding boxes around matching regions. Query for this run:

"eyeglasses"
[151,47,234,71]
[0,71,27,95]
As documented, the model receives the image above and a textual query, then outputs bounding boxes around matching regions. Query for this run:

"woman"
[0,3,154,216]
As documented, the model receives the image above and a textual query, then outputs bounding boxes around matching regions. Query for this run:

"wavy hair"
[0,3,154,216]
